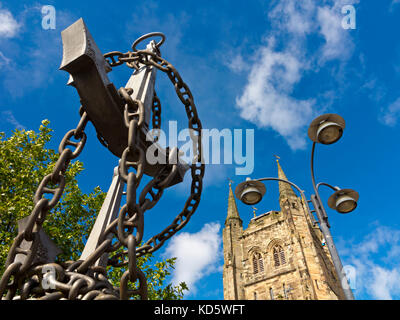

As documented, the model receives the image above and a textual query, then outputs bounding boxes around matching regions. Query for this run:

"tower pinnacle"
[276,159,297,200]
[226,182,242,225]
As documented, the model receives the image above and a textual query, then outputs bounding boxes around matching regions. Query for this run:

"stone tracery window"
[252,252,264,274]
[253,254,258,274]
[273,245,286,267]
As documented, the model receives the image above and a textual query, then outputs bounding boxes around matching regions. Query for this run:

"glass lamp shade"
[235,180,266,206]
[240,186,263,205]
[308,114,345,144]
[328,189,359,214]
[335,195,357,213]
[316,121,343,145]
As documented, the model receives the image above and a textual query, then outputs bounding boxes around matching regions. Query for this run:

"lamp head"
[328,188,359,214]
[308,114,346,145]
[235,179,266,205]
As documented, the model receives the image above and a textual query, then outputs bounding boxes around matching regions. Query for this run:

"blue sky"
[1,0,400,300]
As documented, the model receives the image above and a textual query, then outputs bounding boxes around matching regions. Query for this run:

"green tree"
[0,120,187,299]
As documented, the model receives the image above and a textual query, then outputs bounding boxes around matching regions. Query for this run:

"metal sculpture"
[0,18,204,300]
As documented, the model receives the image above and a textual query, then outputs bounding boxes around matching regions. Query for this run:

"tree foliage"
[0,120,187,299]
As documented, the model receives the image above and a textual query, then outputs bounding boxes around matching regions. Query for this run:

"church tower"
[222,160,346,300]
[222,182,245,299]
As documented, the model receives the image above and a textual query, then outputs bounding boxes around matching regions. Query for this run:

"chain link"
[152,91,162,142]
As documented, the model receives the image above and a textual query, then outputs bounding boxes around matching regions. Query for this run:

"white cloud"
[390,0,400,12]
[269,0,316,36]
[0,7,76,97]
[369,267,400,300]
[319,0,359,62]
[162,222,222,294]
[227,53,249,74]
[0,5,20,38]
[232,0,358,150]
[340,225,400,299]
[1,110,26,130]
[236,43,315,150]
[318,7,351,62]
[379,97,400,127]
[0,50,10,67]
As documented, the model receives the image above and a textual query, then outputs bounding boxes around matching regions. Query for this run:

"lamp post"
[234,113,359,301]
[308,113,358,300]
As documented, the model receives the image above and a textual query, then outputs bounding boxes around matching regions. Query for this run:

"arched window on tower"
[252,252,264,274]
[258,254,264,272]
[273,245,286,267]
[252,255,258,274]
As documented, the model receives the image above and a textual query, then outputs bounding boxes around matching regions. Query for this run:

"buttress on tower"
[222,160,346,300]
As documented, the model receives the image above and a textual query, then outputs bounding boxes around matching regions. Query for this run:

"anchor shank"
[80,166,124,267]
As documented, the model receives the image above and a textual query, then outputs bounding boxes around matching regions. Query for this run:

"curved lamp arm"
[310,143,332,225]
[310,142,318,195]
[253,177,316,224]
[316,182,340,192]
[311,143,337,213]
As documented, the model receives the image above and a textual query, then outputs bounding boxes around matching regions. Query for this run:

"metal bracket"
[15,217,62,266]
[310,194,330,228]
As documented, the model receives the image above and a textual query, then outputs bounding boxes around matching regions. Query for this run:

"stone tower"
[222,160,346,300]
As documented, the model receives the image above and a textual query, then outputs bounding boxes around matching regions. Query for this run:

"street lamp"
[235,178,266,205]
[308,113,359,300]
[308,113,345,145]
[328,188,359,214]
